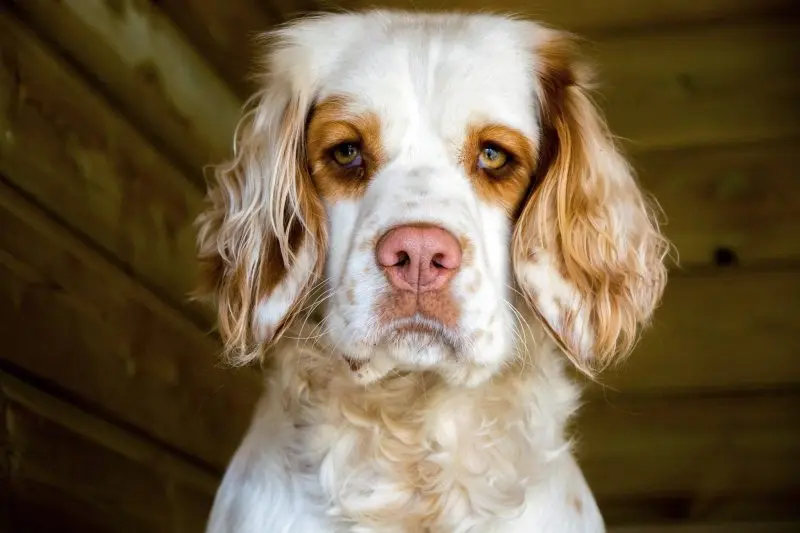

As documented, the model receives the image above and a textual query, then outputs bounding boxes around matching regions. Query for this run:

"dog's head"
[196,11,669,386]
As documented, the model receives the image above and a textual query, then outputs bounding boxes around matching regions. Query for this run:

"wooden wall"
[1,0,798,531]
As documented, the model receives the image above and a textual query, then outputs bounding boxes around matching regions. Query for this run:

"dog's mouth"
[340,317,458,379]
[382,316,456,345]
[388,321,440,339]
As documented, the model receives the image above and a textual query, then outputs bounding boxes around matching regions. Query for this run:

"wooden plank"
[595,19,800,152]
[634,139,800,267]
[348,0,794,34]
[154,0,284,97]
[0,12,210,324]
[14,0,241,175]
[593,269,800,394]
[576,391,800,511]
[0,371,218,493]
[0,179,261,469]
[1,372,215,532]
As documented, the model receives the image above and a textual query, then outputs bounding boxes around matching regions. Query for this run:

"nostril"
[431,254,446,269]
[394,251,410,268]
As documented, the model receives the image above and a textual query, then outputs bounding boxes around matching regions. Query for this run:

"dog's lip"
[381,318,457,351]
[392,322,439,336]
[385,316,450,338]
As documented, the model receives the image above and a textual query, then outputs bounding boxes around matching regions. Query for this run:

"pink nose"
[376,225,462,292]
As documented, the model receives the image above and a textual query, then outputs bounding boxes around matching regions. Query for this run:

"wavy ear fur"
[513,29,669,375]
[195,35,326,365]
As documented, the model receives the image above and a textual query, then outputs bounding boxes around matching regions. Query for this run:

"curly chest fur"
[276,352,579,533]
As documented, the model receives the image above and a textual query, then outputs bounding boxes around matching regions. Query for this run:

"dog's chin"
[340,321,475,386]
[386,329,453,366]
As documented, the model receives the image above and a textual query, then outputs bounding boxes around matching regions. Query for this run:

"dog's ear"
[513,29,669,375]
[195,37,326,365]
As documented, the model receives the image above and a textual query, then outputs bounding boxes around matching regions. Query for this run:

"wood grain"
[595,19,800,152]
[592,269,800,394]
[13,0,241,175]
[577,390,800,515]
[1,372,215,532]
[633,139,800,267]
[1,371,218,492]
[154,0,284,97]
[0,12,210,325]
[0,179,260,469]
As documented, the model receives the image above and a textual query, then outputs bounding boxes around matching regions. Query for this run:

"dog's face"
[197,11,669,386]
[305,22,541,384]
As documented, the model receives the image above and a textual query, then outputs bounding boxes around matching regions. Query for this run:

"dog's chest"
[286,374,552,532]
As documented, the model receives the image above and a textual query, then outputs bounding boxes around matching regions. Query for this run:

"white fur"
[200,9,666,533]
[207,316,603,533]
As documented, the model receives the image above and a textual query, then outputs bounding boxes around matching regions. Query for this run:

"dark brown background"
[0,0,798,531]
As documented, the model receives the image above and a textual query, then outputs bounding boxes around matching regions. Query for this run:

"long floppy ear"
[513,30,669,375]
[195,36,326,365]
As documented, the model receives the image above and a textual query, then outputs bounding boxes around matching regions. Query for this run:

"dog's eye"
[478,144,509,171]
[331,142,363,168]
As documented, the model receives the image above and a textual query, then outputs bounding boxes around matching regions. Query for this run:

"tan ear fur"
[513,30,669,375]
[195,46,326,365]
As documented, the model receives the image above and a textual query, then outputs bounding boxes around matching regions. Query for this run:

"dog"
[196,9,669,533]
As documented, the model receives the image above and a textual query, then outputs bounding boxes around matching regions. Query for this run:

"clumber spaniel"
[196,9,669,533]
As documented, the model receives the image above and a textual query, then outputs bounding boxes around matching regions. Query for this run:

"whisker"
[503,298,534,376]
[293,280,335,346]
[298,313,334,352]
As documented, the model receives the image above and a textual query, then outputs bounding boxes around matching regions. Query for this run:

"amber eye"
[331,142,363,168]
[478,144,509,171]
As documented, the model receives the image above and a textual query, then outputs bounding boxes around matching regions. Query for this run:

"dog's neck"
[261,316,582,529]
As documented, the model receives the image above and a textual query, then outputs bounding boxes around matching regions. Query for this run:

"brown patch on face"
[306,95,385,201]
[462,123,536,217]
[378,290,460,329]
[420,292,460,327]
